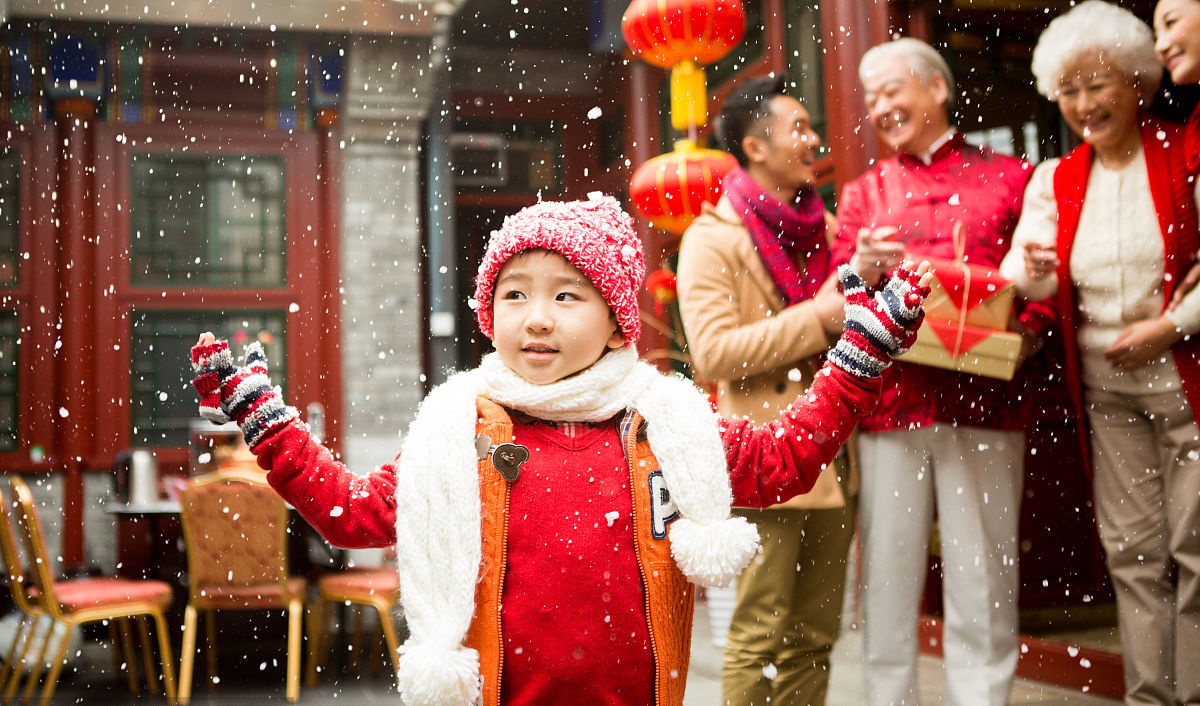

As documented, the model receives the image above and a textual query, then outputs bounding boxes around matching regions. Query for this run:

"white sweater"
[1000,150,1200,395]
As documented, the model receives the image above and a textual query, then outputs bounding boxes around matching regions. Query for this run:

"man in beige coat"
[676,76,851,706]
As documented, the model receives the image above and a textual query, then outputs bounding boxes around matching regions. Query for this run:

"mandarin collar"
[898,129,963,167]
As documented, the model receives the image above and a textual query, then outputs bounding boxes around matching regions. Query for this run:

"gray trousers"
[857,425,1024,706]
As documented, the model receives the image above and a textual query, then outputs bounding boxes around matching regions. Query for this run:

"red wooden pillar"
[52,96,98,572]
[315,106,344,455]
[626,60,673,365]
[820,0,894,185]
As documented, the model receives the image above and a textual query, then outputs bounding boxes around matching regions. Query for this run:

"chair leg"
[0,615,21,694]
[286,599,303,703]
[117,617,140,695]
[304,600,326,688]
[107,621,122,686]
[376,602,402,680]
[34,619,75,706]
[348,607,365,674]
[21,616,56,705]
[0,613,30,696]
[149,609,177,705]
[2,614,40,703]
[178,604,199,706]
[135,616,157,695]
[203,609,218,684]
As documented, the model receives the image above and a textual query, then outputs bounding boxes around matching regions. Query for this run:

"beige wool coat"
[676,196,857,509]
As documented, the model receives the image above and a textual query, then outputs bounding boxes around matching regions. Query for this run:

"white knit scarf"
[392,346,760,706]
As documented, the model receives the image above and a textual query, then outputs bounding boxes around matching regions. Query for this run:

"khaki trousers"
[1086,387,1200,706]
[721,498,856,706]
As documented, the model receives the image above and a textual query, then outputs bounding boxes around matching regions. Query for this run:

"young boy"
[189,193,930,706]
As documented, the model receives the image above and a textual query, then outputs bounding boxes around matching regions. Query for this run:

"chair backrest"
[179,468,294,599]
[0,484,38,616]
[8,477,64,619]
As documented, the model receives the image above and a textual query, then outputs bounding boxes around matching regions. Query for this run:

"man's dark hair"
[716,76,787,168]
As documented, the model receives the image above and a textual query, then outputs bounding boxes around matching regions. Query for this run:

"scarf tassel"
[397,643,481,706]
[669,515,760,588]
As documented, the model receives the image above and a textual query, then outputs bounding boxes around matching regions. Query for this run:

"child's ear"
[607,324,626,350]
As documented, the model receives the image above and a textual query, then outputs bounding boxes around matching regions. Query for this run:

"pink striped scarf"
[723,167,829,305]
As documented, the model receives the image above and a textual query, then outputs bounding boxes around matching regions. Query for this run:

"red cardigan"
[1052,114,1200,478]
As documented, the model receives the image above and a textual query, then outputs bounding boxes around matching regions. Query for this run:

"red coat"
[833,133,1038,432]
[252,362,879,706]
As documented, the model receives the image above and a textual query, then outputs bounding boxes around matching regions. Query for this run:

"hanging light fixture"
[622,0,745,234]
[628,140,737,235]
[621,0,746,131]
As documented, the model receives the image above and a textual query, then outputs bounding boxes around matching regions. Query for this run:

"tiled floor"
[685,601,1123,706]
[14,601,1124,705]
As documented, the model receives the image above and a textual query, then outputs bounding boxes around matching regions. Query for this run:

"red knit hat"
[473,193,646,345]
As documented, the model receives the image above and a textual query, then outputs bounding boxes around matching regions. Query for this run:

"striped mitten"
[828,263,929,378]
[190,339,298,447]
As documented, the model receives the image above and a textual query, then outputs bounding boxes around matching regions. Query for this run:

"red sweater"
[833,133,1039,433]
[253,362,879,705]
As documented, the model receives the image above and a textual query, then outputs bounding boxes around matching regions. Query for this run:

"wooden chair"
[0,484,45,701]
[305,565,401,685]
[177,467,308,704]
[8,476,177,706]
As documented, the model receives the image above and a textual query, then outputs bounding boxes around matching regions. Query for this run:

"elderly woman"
[1000,3,1200,704]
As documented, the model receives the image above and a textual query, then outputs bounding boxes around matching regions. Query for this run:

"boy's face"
[491,250,626,385]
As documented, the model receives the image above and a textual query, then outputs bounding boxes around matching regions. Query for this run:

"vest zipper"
[492,471,511,706]
[625,413,662,706]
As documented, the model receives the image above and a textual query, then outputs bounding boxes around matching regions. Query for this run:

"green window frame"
[129,153,287,288]
[707,0,766,91]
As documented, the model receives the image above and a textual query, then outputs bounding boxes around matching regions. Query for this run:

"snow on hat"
[473,192,646,345]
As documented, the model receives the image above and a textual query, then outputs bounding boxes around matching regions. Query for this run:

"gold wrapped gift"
[922,257,1015,328]
[899,318,1023,381]
[896,255,1021,381]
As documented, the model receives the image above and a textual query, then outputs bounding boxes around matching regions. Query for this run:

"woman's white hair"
[1031,0,1162,103]
[859,37,957,113]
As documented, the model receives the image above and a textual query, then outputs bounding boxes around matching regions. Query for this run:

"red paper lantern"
[629,140,737,235]
[621,0,746,69]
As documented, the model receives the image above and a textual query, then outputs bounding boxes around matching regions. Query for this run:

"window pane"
[130,310,286,446]
[784,2,826,140]
[708,0,765,90]
[0,311,16,451]
[129,154,286,288]
[0,149,18,287]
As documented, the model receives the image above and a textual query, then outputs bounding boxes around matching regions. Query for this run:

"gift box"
[922,257,1014,327]
[896,257,1021,380]
[900,318,1023,380]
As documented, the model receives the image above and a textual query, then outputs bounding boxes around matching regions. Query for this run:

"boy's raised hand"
[190,333,298,447]
[828,261,932,379]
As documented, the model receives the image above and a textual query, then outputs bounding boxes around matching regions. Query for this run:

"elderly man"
[832,38,1046,706]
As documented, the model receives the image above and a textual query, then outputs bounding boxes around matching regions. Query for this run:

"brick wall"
[338,36,435,471]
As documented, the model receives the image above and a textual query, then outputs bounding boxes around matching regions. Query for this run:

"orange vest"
[465,398,696,706]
